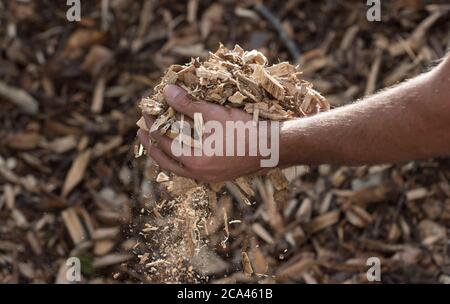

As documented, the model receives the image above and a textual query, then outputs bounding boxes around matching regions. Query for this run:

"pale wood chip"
[253,65,285,101]
[62,149,92,197]
[241,251,254,275]
[62,207,88,245]
[306,210,340,234]
[156,172,170,183]
[228,91,247,104]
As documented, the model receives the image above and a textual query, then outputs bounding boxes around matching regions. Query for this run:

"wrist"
[428,58,450,119]
[278,119,306,167]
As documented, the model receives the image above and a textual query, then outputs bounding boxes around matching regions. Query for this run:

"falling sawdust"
[136,185,210,283]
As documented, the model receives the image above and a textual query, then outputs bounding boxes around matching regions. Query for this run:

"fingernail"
[163,85,181,101]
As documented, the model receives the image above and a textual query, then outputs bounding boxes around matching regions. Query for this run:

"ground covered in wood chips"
[0,0,449,283]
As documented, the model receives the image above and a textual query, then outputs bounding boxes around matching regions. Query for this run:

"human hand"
[137,85,278,183]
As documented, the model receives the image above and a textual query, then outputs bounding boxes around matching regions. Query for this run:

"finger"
[143,113,155,130]
[163,84,215,119]
[138,129,193,178]
[149,130,194,164]
[146,144,193,179]
[150,130,178,156]
[137,129,151,150]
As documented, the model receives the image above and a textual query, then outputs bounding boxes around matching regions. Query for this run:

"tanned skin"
[137,56,450,183]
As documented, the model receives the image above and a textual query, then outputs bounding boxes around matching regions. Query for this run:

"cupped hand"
[137,84,272,183]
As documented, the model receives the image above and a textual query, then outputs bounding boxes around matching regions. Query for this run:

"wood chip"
[241,252,254,276]
[0,81,38,115]
[62,149,92,197]
[253,64,285,101]
[306,210,340,234]
[92,253,132,268]
[62,207,88,245]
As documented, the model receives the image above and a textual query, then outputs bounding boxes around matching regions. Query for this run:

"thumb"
[163,85,200,118]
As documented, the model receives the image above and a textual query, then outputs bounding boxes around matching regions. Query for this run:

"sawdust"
[137,185,210,283]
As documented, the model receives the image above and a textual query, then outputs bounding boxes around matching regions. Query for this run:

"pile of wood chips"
[134,45,329,282]
[1,0,449,284]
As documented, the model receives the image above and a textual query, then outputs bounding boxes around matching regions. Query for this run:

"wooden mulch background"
[0,0,449,283]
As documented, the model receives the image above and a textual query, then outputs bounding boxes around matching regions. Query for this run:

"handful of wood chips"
[136,44,329,199]
[135,45,329,281]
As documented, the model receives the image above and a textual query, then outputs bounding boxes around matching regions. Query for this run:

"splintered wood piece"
[276,258,314,282]
[62,207,88,245]
[135,144,144,158]
[406,187,428,201]
[62,149,92,197]
[234,177,255,197]
[186,216,196,258]
[296,198,313,223]
[91,76,106,114]
[0,81,39,115]
[6,131,40,150]
[139,97,164,115]
[222,207,230,247]
[228,91,247,104]
[252,223,274,244]
[46,135,77,154]
[92,136,123,158]
[26,231,42,255]
[345,209,366,228]
[193,112,204,140]
[136,116,148,131]
[94,240,116,256]
[249,238,269,274]
[156,172,170,182]
[242,49,267,65]
[225,181,251,206]
[92,227,120,240]
[253,65,285,101]
[267,169,289,191]
[206,195,232,234]
[266,62,297,77]
[196,65,231,80]
[150,108,174,133]
[92,253,132,268]
[241,252,254,275]
[255,178,284,236]
[4,184,15,209]
[306,210,340,234]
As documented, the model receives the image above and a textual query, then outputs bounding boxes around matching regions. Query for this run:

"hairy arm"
[280,56,450,167]
[138,57,450,183]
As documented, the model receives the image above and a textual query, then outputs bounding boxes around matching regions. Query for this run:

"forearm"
[280,57,450,167]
